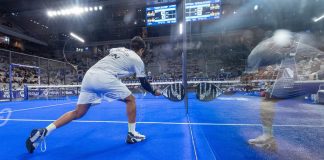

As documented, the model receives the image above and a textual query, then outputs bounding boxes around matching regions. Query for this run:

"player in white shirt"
[26,36,161,153]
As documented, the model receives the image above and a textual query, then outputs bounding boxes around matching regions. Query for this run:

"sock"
[262,126,273,136]
[128,123,136,133]
[45,123,57,136]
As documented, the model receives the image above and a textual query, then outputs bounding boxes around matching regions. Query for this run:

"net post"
[180,0,188,114]
[38,67,41,85]
[47,59,50,85]
[24,84,28,100]
[182,50,188,113]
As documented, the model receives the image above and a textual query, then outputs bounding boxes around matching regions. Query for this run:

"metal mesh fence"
[0,49,78,100]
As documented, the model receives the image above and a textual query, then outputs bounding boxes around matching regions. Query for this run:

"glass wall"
[186,0,324,159]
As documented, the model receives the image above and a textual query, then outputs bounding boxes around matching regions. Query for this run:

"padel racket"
[161,83,185,102]
[196,82,222,101]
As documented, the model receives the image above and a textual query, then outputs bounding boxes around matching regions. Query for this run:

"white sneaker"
[26,128,48,153]
[126,131,146,144]
[248,134,273,145]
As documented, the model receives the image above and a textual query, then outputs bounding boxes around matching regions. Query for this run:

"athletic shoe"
[249,135,277,151]
[248,134,273,144]
[26,128,47,153]
[126,131,146,144]
[254,138,277,151]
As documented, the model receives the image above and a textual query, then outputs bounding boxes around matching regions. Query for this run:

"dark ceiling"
[0,0,147,13]
[0,0,148,42]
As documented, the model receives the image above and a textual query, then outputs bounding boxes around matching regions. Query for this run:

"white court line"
[187,115,199,160]
[1,118,324,128]
[0,102,76,114]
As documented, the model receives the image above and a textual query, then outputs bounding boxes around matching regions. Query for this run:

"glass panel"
[188,0,324,159]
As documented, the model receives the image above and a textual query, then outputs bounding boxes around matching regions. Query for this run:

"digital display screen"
[146,0,176,5]
[146,5,177,26]
[186,0,221,22]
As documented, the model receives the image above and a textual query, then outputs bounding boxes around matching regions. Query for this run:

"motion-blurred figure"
[246,29,324,151]
[248,70,278,151]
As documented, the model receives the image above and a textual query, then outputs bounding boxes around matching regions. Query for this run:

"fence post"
[9,51,12,64]
[38,68,41,85]
[24,84,28,100]
[64,63,67,85]
[9,64,13,101]
[47,59,50,85]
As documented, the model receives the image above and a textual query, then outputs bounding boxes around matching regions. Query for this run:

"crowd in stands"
[1,29,324,94]
[0,53,79,91]
[65,34,324,83]
[0,67,38,91]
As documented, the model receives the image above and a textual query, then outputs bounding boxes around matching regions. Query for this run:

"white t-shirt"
[89,47,146,78]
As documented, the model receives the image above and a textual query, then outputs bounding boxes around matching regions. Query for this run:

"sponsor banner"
[0,89,78,99]
[28,89,78,97]
[0,90,24,99]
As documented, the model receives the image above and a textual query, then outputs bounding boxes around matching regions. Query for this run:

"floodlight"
[70,32,85,43]
[254,5,258,11]
[313,14,324,22]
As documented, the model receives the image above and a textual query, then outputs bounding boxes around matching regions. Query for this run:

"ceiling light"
[254,5,258,11]
[47,6,100,17]
[52,12,57,16]
[61,9,68,15]
[47,11,54,17]
[313,14,324,22]
[70,32,85,43]
[179,23,183,35]
[72,7,83,15]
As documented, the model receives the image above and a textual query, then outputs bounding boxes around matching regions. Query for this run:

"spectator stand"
[9,63,40,101]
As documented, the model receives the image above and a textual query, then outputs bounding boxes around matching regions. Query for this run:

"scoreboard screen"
[146,5,177,26]
[146,0,176,5]
[186,0,221,22]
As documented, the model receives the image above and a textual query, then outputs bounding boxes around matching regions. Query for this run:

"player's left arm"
[138,77,160,96]
[134,60,160,96]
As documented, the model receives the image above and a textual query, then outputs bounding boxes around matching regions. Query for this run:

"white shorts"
[77,70,132,105]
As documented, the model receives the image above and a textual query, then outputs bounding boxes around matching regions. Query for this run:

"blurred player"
[248,66,277,151]
[25,36,161,153]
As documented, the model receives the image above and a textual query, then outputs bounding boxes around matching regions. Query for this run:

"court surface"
[0,93,324,160]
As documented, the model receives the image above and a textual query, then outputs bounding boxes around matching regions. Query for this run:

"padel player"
[25,36,161,153]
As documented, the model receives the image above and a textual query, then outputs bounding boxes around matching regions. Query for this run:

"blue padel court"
[0,93,323,160]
